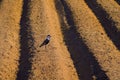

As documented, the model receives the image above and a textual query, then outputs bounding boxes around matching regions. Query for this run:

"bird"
[39,35,51,48]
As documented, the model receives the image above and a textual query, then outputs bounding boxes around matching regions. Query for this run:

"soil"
[0,0,120,80]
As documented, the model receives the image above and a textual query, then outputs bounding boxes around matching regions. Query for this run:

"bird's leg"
[45,45,46,50]
[45,45,48,51]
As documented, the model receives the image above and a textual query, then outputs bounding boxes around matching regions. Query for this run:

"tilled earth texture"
[0,0,120,80]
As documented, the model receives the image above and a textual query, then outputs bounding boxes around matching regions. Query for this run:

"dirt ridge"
[25,0,79,80]
[85,0,120,50]
[55,0,109,80]
[0,0,22,80]
[1,0,120,80]
[64,0,120,79]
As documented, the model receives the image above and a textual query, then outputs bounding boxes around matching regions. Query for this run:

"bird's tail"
[39,45,42,47]
[39,44,43,47]
[39,42,44,47]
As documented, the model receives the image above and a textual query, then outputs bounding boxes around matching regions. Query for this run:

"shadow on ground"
[54,0,109,80]
[115,0,120,5]
[85,0,120,50]
[0,0,2,5]
[16,0,35,80]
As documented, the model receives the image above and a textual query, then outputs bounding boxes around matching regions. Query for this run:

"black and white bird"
[39,35,51,48]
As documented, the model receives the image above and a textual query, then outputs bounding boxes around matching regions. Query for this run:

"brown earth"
[0,0,120,80]
[97,0,120,30]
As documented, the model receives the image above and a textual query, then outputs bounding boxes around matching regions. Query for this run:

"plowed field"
[0,0,120,80]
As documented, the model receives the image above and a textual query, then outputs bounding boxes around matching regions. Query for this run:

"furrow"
[115,0,120,5]
[62,0,120,80]
[85,0,120,50]
[1,0,120,80]
[0,0,2,5]
[16,0,35,80]
[55,0,109,80]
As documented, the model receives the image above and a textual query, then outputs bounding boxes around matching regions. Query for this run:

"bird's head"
[46,35,51,40]
[47,35,51,37]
